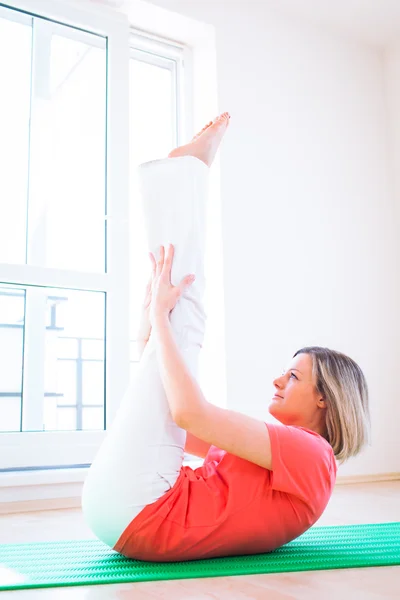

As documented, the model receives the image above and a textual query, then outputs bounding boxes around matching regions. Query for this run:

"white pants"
[81,156,209,548]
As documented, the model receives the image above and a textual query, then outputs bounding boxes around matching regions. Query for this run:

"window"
[0,11,32,265]
[0,3,190,470]
[0,12,107,272]
[0,284,106,433]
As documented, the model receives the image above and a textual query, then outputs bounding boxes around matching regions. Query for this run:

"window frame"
[0,0,193,471]
[129,28,188,146]
[0,0,130,470]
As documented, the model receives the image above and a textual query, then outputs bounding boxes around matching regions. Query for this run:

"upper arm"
[177,401,272,470]
[184,432,212,459]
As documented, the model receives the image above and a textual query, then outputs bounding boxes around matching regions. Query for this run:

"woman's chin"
[268,402,278,417]
[268,402,285,423]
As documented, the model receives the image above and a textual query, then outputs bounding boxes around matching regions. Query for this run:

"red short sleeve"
[265,422,336,510]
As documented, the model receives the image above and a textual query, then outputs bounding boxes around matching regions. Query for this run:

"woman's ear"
[316,397,326,409]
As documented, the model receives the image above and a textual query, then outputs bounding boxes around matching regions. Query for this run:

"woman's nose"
[273,375,284,389]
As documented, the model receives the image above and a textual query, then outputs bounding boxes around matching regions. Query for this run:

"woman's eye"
[290,372,297,379]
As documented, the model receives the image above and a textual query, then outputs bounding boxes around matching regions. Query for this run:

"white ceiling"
[274,0,400,48]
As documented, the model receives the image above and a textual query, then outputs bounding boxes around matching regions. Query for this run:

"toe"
[214,113,229,126]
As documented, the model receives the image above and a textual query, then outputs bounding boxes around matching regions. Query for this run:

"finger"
[179,274,195,293]
[156,246,164,277]
[161,244,174,281]
[149,252,156,269]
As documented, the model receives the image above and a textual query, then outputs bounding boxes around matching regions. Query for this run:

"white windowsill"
[0,468,89,488]
[0,458,204,511]
[0,458,204,489]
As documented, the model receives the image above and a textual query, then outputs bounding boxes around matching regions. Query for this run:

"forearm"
[153,313,206,424]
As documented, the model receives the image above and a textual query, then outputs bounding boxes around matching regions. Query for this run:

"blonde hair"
[293,347,370,464]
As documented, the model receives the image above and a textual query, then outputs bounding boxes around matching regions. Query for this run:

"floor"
[0,481,399,599]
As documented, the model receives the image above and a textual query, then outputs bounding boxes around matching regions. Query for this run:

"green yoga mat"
[0,522,399,591]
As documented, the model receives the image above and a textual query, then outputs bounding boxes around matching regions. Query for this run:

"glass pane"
[54,289,105,339]
[0,288,25,325]
[82,339,104,360]
[82,407,104,430]
[82,362,104,407]
[43,395,59,431]
[31,29,107,273]
[129,58,174,166]
[0,396,21,432]
[53,361,76,406]
[56,337,77,359]
[40,288,105,431]
[1,328,24,391]
[0,284,105,432]
[129,57,176,340]
[0,16,32,264]
[0,286,25,432]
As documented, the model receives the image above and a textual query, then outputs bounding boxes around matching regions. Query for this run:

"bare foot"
[192,121,213,142]
[168,112,230,167]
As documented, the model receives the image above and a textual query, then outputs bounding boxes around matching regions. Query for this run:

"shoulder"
[265,422,337,487]
[267,422,334,458]
[263,423,336,513]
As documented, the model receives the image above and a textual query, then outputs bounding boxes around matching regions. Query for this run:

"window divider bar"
[104,18,131,428]
[0,263,110,292]
[21,288,47,431]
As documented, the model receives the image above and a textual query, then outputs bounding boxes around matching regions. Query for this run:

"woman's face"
[269,353,325,427]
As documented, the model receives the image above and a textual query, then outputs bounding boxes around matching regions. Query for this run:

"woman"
[82,113,370,562]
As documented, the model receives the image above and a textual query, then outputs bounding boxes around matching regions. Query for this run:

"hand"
[150,244,195,325]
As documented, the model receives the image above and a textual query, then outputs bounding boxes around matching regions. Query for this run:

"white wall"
[384,44,400,280]
[145,0,400,477]
[383,43,400,474]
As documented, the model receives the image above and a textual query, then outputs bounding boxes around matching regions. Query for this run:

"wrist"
[153,311,170,328]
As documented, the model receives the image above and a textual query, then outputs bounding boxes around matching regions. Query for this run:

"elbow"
[173,410,190,430]
[170,387,208,430]
[173,400,207,432]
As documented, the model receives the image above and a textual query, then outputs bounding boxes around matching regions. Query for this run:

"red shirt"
[114,423,337,562]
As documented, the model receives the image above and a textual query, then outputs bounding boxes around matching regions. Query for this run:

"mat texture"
[0,522,399,591]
